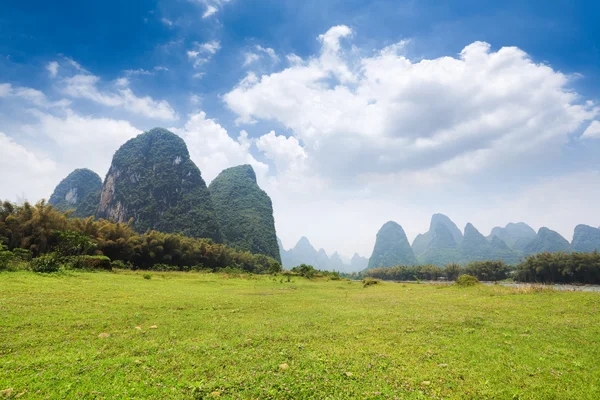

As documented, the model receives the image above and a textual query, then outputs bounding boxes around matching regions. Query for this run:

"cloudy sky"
[1,0,600,258]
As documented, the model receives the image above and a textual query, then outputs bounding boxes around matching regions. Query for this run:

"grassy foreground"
[1,272,599,399]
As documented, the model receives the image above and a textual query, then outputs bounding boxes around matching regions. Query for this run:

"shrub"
[362,277,380,288]
[143,274,152,280]
[30,253,61,273]
[111,259,133,270]
[455,274,480,287]
[0,248,14,271]
[68,255,112,270]
[291,264,316,278]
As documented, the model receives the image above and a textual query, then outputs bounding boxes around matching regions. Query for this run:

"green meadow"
[1,271,599,399]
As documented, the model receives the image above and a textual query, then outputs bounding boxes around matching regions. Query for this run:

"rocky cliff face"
[96,127,221,241]
[367,221,417,269]
[48,168,102,218]
[208,164,280,262]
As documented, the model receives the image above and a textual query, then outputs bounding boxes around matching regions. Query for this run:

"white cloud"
[225,26,598,185]
[199,41,221,54]
[0,83,69,108]
[582,120,600,139]
[189,94,202,105]
[154,66,169,72]
[202,5,218,18]
[171,112,268,183]
[46,61,59,78]
[187,41,221,70]
[0,132,57,202]
[61,74,178,120]
[243,45,279,66]
[161,17,173,26]
[243,52,261,66]
[124,68,152,76]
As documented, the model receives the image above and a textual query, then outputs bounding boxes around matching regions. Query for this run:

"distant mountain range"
[365,214,600,270]
[278,237,368,273]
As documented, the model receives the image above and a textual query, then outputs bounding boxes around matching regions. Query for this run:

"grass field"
[1,271,599,399]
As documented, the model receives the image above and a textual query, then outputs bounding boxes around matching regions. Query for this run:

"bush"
[362,277,380,288]
[143,274,152,280]
[68,255,112,270]
[0,248,14,271]
[455,274,480,287]
[30,253,61,273]
[291,264,316,278]
[111,259,133,270]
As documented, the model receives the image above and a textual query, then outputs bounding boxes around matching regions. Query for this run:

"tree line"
[361,254,600,285]
[0,200,282,274]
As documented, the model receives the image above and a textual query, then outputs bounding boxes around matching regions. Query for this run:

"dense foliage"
[96,128,221,241]
[364,252,600,284]
[0,200,281,273]
[515,251,600,284]
[208,165,280,262]
[366,221,417,269]
[48,168,102,218]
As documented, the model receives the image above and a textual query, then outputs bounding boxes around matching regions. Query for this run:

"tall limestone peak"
[430,214,463,244]
[430,223,458,249]
[48,168,102,218]
[412,213,462,256]
[367,221,417,270]
[462,223,488,248]
[572,224,600,252]
[329,251,346,271]
[523,227,572,255]
[294,237,316,253]
[209,164,280,262]
[96,127,221,241]
[316,248,330,270]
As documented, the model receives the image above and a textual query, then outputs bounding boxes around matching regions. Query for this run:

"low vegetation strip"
[1,271,599,399]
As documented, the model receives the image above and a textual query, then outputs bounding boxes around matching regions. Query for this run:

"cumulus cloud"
[171,112,269,183]
[61,74,178,120]
[224,26,598,185]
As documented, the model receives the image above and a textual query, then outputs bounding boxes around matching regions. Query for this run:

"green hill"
[208,165,280,262]
[367,221,417,269]
[96,127,221,241]
[571,224,600,252]
[523,227,572,255]
[48,168,102,218]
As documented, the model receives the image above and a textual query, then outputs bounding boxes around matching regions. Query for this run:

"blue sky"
[1,0,600,257]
